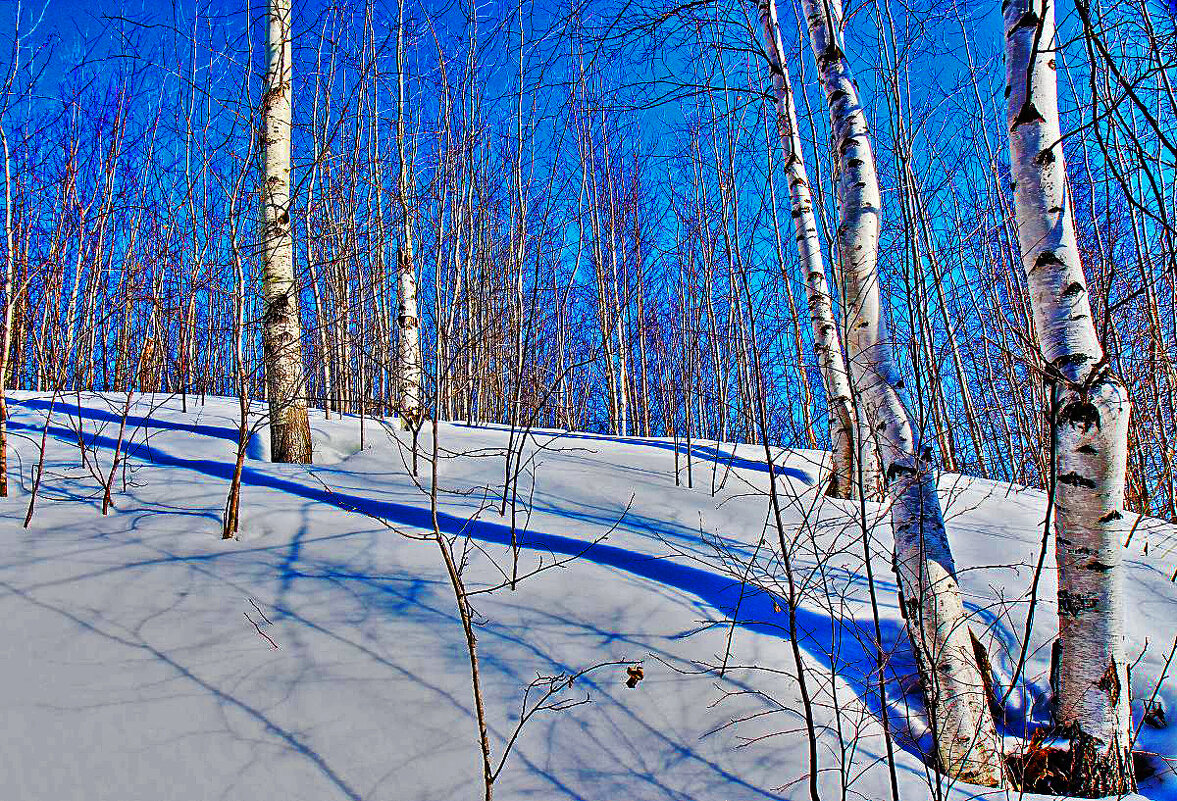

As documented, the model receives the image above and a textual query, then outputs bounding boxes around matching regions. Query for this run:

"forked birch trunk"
[394,0,423,425]
[801,0,1004,785]
[260,0,312,463]
[756,0,856,500]
[1003,0,1134,792]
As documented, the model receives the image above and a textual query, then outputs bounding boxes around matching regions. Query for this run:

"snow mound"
[1,392,1174,801]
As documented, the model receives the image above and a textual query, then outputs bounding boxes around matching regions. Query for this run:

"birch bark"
[394,0,423,425]
[756,0,856,499]
[1003,0,1134,792]
[261,0,312,463]
[800,0,1004,784]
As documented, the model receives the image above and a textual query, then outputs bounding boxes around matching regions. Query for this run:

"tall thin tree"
[0,127,14,498]
[800,0,1004,784]
[755,0,857,499]
[394,0,423,425]
[1004,0,1134,792]
[260,0,312,463]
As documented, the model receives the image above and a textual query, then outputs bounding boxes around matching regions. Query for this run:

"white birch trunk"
[396,241,423,424]
[801,0,1004,784]
[1003,0,1134,792]
[261,0,312,463]
[756,0,857,500]
[394,0,423,425]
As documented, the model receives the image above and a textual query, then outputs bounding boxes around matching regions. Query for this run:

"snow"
[1,392,1175,800]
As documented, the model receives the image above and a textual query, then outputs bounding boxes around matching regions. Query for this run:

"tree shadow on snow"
[9,402,1053,795]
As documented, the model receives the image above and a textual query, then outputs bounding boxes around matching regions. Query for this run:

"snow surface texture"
[1,392,1175,801]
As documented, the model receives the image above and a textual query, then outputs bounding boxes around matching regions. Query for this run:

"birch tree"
[0,127,14,498]
[799,0,1004,784]
[755,0,856,499]
[1003,0,1134,792]
[394,0,423,425]
[260,0,312,463]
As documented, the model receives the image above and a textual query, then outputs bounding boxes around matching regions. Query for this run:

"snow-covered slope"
[2,393,1175,800]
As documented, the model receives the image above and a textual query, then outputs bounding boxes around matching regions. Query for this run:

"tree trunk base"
[1068,733,1135,798]
[825,473,852,500]
[272,406,313,464]
[1007,734,1135,797]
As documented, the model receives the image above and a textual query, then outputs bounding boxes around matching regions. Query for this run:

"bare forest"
[1,0,1177,798]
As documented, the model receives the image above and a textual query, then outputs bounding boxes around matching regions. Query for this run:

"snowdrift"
[2,393,1175,800]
